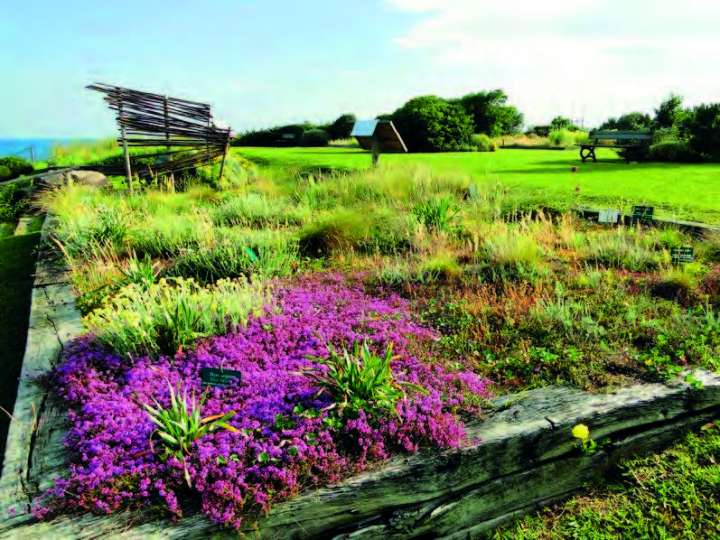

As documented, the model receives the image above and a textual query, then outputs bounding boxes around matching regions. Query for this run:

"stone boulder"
[68,170,107,187]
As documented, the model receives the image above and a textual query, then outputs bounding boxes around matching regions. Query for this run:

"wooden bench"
[579,130,653,162]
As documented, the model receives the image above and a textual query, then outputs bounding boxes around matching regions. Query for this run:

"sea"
[0,138,94,162]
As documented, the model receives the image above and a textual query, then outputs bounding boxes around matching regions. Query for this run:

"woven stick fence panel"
[87,83,231,180]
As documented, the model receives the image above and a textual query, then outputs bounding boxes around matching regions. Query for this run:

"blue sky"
[1,0,719,137]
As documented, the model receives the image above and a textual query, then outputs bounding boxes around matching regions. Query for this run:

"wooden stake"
[371,138,380,168]
[164,95,175,191]
[119,98,134,194]
[217,128,232,185]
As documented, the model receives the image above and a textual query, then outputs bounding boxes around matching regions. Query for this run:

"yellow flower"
[572,423,590,441]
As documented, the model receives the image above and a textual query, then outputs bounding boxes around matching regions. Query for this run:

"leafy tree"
[686,103,720,160]
[453,90,523,136]
[600,112,653,131]
[654,94,686,129]
[326,114,356,140]
[391,95,474,152]
[550,116,578,131]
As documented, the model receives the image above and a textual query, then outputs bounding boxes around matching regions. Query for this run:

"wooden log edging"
[0,215,83,528]
[0,218,718,539]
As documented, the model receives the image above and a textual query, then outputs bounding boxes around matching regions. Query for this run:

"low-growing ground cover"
[34,274,489,527]
[236,146,720,224]
[29,155,720,530]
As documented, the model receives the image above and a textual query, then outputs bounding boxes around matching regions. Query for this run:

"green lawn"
[0,232,40,475]
[235,147,720,225]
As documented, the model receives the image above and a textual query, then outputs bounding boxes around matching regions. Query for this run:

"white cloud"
[387,0,720,126]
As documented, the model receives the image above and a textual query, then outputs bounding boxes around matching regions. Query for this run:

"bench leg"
[580,146,595,163]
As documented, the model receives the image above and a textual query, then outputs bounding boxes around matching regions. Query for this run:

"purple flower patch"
[36,273,491,528]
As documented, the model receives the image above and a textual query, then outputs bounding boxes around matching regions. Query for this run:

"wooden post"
[217,128,232,185]
[118,97,133,194]
[164,95,175,191]
[371,138,380,168]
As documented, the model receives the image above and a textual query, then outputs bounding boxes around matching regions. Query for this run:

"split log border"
[0,218,718,539]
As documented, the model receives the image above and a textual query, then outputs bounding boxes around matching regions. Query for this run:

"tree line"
[234,90,720,162]
[233,90,523,152]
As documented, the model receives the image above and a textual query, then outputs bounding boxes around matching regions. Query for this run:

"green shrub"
[298,210,366,257]
[235,123,332,147]
[550,116,578,131]
[326,114,357,140]
[601,112,653,131]
[648,141,700,162]
[298,209,412,257]
[453,90,524,136]
[686,103,720,160]
[391,95,474,152]
[472,133,497,152]
[0,183,30,222]
[84,276,268,357]
[418,253,463,282]
[0,157,33,181]
[548,129,575,147]
[300,129,329,147]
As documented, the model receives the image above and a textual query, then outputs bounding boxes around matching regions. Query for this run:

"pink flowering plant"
[34,273,491,529]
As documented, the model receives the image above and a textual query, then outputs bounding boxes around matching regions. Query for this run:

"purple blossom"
[35,273,491,528]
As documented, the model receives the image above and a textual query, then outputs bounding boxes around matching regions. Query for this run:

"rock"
[69,170,107,187]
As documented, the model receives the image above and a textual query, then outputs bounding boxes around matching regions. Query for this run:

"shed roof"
[351,119,408,153]
[350,119,378,137]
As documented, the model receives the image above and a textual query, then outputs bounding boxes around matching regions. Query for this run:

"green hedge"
[0,157,33,182]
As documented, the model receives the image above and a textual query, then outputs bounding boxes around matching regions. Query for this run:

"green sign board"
[200,367,243,388]
[671,246,694,264]
[631,205,654,224]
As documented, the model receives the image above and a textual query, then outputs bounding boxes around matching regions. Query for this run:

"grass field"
[236,147,720,225]
[0,231,40,474]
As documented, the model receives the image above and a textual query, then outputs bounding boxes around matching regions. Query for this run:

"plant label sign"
[671,247,694,264]
[200,367,243,388]
[631,205,654,224]
[598,209,620,224]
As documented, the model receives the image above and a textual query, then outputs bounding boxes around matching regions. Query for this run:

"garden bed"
[1,227,717,538]
[1,162,719,536]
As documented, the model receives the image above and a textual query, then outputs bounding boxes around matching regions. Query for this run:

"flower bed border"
[1,217,719,539]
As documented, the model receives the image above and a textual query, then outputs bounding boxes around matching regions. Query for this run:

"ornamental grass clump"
[37,274,491,528]
[84,276,269,357]
[413,196,459,233]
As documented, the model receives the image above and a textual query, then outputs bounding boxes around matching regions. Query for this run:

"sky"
[1,0,719,137]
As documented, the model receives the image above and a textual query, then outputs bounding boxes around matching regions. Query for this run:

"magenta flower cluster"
[35,274,491,528]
